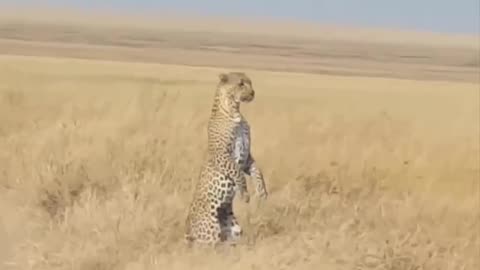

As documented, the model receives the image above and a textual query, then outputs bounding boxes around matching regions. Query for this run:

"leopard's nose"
[251,90,255,97]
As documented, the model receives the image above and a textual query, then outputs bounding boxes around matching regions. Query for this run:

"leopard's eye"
[238,80,244,86]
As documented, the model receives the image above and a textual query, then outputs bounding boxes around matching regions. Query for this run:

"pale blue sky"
[6,0,480,34]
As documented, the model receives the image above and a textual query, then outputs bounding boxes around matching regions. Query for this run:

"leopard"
[184,71,268,247]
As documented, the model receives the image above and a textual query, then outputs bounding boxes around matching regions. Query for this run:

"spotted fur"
[184,72,268,247]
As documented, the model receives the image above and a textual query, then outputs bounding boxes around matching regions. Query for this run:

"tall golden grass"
[0,55,478,270]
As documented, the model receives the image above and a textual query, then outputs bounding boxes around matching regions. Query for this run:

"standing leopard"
[184,72,268,246]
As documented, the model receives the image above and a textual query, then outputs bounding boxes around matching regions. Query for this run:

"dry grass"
[0,53,478,270]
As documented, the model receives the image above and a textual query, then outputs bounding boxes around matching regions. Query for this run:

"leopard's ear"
[218,73,228,83]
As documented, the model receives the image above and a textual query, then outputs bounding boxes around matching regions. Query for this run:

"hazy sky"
[6,0,480,34]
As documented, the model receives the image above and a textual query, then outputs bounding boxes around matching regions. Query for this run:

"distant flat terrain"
[0,13,478,83]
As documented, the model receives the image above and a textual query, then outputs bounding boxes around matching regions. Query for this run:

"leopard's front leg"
[245,155,268,200]
[231,163,250,203]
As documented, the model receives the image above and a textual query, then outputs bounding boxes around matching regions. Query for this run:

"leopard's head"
[216,72,255,105]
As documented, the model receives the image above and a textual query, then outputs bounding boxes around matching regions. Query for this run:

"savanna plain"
[0,14,479,270]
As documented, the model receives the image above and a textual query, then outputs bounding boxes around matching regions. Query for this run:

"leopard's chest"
[232,121,250,169]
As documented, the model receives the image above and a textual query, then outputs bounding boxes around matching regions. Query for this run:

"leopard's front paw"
[239,191,250,203]
[257,189,268,200]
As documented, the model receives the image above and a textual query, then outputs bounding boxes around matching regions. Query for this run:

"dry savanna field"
[0,11,479,270]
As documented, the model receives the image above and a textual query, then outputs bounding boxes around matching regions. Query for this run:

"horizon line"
[1,5,479,39]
